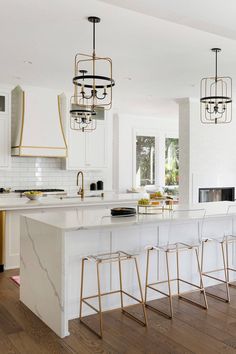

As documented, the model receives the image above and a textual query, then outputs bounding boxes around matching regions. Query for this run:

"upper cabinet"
[11,86,67,157]
[0,92,10,169]
[85,121,107,168]
[65,107,108,170]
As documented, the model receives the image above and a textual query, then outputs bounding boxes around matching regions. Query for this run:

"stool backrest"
[167,208,206,246]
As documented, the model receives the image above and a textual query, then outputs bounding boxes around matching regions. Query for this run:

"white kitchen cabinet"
[66,126,86,169]
[85,120,107,168]
[0,92,10,169]
[66,117,107,170]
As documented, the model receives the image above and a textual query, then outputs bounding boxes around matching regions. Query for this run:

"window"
[134,132,179,193]
[165,138,179,186]
[0,96,5,112]
[136,136,155,187]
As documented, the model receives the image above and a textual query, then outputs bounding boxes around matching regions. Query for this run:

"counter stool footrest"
[82,290,120,301]
[202,272,228,284]
[202,271,230,302]
[82,299,100,313]
[147,284,170,298]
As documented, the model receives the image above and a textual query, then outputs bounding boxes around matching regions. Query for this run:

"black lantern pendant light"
[200,48,232,124]
[70,16,115,132]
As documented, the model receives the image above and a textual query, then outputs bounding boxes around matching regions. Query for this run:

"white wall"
[113,113,178,192]
[178,98,236,204]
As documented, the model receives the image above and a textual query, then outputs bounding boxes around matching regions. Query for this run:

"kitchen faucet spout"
[77,171,84,199]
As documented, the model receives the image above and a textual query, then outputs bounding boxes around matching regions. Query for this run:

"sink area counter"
[0,192,142,270]
[0,192,140,211]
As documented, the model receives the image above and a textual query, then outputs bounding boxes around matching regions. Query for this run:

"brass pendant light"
[70,16,115,132]
[200,48,232,124]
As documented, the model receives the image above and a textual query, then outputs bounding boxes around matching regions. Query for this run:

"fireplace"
[199,187,235,203]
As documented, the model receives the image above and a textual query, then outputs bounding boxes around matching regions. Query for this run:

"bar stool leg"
[226,238,230,283]
[96,261,103,338]
[134,257,148,326]
[221,242,230,302]
[144,248,150,304]
[195,248,208,309]
[165,251,173,318]
[79,258,85,320]
[118,256,124,311]
[176,245,180,295]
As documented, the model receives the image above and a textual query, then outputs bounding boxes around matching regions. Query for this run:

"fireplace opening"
[199,187,235,203]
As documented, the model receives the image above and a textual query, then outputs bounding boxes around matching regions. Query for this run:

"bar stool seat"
[79,250,147,338]
[151,241,201,253]
[145,208,208,319]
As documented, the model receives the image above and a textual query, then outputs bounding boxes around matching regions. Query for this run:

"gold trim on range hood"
[11,86,67,157]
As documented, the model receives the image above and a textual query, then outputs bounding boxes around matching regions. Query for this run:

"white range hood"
[11,85,67,157]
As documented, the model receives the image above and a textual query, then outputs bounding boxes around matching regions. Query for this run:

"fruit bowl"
[24,191,43,200]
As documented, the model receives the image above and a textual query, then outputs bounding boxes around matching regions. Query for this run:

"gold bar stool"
[79,251,147,338]
[201,205,236,303]
[145,209,208,319]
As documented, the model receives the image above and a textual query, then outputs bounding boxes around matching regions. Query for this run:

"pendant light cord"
[215,50,218,82]
[93,21,96,55]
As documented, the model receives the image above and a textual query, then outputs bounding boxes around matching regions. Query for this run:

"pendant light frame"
[200,48,232,124]
[70,16,115,132]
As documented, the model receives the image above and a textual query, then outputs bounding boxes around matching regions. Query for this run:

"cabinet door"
[67,127,86,169]
[0,93,10,168]
[85,121,107,168]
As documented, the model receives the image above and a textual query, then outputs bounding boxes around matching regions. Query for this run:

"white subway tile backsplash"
[0,157,105,191]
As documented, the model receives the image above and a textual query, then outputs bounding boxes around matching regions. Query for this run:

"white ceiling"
[100,0,236,40]
[1,0,236,117]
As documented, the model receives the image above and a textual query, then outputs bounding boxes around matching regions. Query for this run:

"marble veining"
[24,217,64,312]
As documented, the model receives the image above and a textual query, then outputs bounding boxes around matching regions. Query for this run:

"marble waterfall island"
[20,202,236,337]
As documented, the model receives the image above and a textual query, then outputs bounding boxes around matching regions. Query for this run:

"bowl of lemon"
[24,191,43,201]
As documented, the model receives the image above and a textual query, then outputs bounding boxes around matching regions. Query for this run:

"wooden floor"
[1,270,236,354]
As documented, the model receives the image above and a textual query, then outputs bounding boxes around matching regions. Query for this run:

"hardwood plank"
[1,269,236,354]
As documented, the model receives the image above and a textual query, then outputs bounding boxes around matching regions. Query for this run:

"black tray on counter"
[110,207,136,217]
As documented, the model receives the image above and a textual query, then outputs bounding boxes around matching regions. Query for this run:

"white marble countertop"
[22,201,236,231]
[0,193,141,211]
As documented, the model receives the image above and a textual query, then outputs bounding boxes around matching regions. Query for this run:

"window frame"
[132,128,178,189]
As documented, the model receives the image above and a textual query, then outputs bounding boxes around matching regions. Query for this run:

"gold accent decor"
[0,211,6,266]
[57,95,68,150]
[11,87,67,157]
[145,245,208,319]
[19,90,25,149]
[12,145,66,149]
